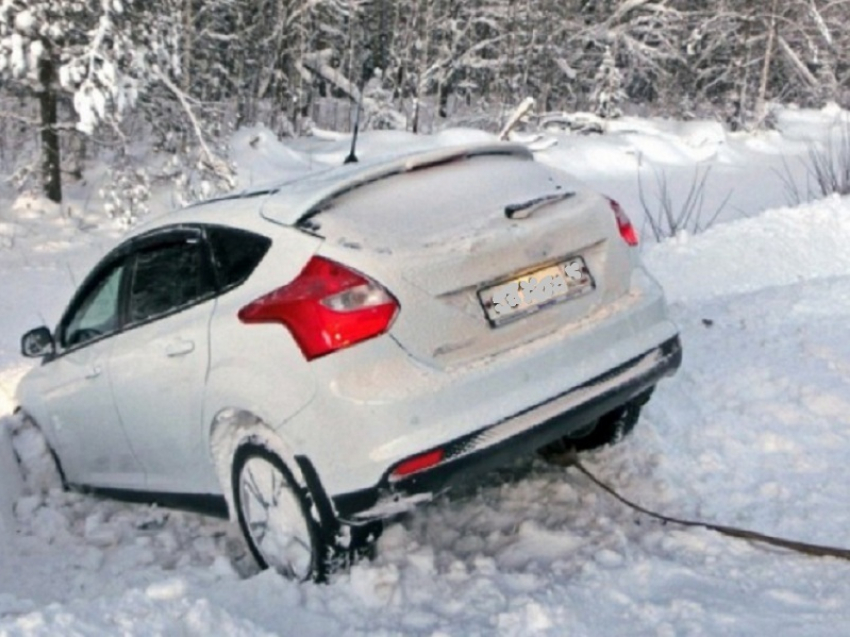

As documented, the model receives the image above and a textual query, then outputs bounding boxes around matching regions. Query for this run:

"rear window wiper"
[505,191,575,219]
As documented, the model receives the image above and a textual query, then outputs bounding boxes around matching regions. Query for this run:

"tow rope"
[551,449,850,562]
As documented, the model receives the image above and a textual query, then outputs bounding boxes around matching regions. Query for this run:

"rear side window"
[206,226,271,291]
[128,239,215,324]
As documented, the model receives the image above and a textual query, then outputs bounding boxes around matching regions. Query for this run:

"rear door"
[107,227,218,494]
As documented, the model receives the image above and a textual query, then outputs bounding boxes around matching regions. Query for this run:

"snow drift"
[2,114,850,634]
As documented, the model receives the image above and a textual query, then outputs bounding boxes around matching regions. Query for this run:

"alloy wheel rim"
[239,456,313,579]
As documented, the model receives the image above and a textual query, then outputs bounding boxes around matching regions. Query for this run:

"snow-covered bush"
[99,164,151,226]
[590,47,625,119]
[637,158,731,241]
[776,117,850,204]
[362,70,406,131]
[167,151,236,209]
[804,124,850,199]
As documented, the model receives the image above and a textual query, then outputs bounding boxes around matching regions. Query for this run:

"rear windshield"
[317,155,576,248]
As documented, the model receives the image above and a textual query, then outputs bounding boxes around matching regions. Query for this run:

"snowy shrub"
[637,158,732,241]
[590,47,625,119]
[362,70,406,131]
[6,161,38,195]
[777,119,850,205]
[804,124,850,199]
[167,151,236,209]
[99,165,151,226]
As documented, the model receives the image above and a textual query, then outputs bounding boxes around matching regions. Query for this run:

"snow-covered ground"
[2,109,850,635]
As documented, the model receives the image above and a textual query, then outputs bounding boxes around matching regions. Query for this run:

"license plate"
[478,257,595,326]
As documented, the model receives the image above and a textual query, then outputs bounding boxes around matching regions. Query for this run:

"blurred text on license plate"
[479,257,594,326]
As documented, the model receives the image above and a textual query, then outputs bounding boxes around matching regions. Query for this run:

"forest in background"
[1,0,848,211]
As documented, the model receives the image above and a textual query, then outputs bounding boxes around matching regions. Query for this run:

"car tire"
[232,444,329,582]
[539,388,653,460]
[9,410,65,492]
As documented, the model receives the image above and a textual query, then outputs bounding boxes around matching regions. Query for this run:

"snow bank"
[1,584,275,636]
[230,126,314,188]
[0,418,23,551]
[772,102,850,143]
[645,194,850,302]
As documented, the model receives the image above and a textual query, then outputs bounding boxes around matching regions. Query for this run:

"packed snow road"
[2,195,850,635]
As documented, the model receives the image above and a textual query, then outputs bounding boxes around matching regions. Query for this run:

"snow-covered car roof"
[134,142,531,234]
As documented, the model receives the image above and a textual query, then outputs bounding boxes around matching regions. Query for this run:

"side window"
[127,239,215,324]
[206,226,271,291]
[62,261,126,348]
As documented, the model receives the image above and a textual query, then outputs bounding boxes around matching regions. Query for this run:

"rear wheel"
[539,389,653,460]
[232,445,328,581]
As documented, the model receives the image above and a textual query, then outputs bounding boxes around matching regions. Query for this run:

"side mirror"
[21,327,55,359]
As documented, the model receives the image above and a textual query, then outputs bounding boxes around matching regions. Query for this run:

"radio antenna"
[344,86,363,165]
[344,13,369,166]
[344,96,361,165]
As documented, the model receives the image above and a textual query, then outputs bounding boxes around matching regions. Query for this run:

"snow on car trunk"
[310,152,633,367]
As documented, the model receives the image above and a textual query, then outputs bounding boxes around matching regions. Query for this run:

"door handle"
[165,339,195,357]
[85,365,102,379]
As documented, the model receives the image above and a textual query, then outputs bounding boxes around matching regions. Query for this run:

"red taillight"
[609,199,639,247]
[390,449,445,481]
[238,256,399,360]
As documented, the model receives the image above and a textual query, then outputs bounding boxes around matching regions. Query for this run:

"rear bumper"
[332,335,682,523]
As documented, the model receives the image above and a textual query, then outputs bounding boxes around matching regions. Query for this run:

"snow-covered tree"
[0,0,181,203]
[590,45,625,118]
[3,0,850,214]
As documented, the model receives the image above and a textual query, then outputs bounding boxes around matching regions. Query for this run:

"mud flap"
[294,455,382,573]
[294,456,339,536]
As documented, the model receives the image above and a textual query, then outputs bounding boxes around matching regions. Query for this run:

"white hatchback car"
[17,143,681,580]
